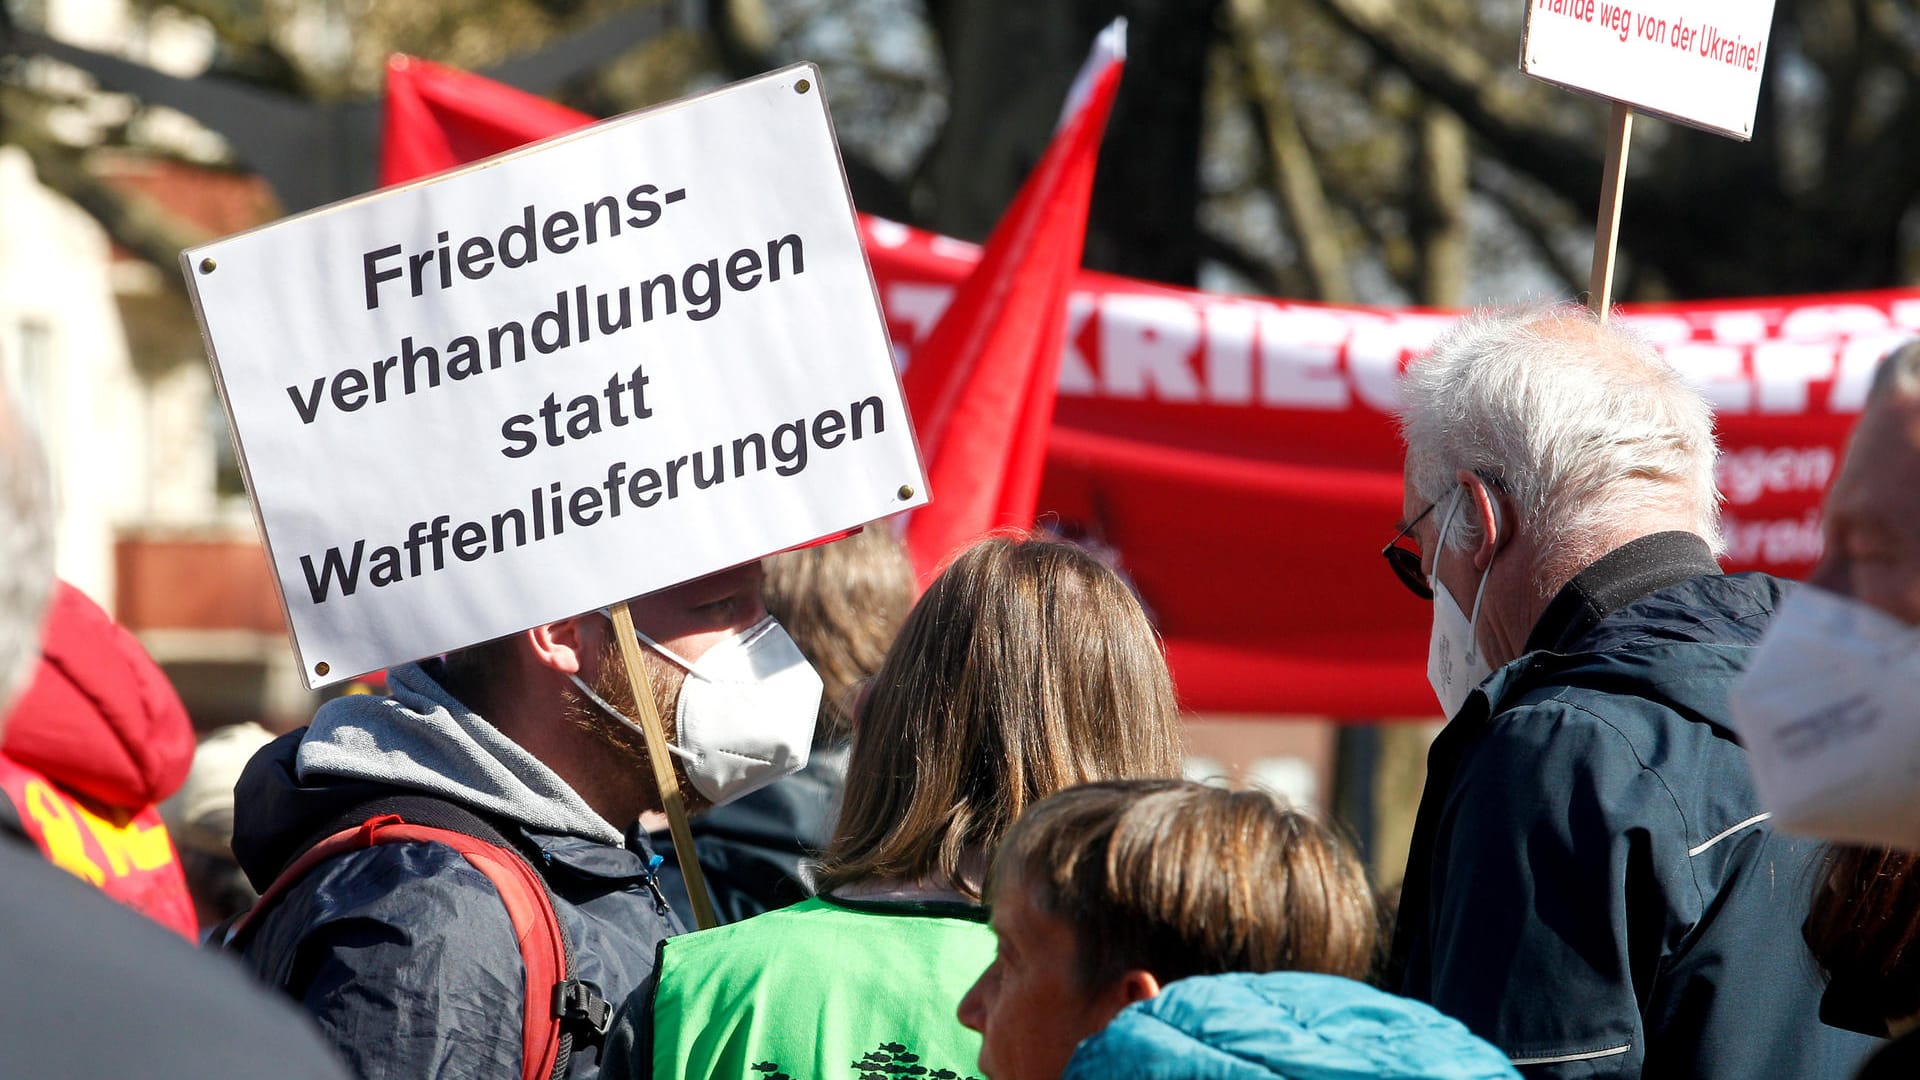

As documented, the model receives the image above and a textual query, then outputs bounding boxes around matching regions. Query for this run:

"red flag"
[900,23,1126,584]
[380,55,592,186]
[359,49,1903,718]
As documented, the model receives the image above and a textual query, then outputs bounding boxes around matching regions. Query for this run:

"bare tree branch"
[1471,167,1585,293]
[1411,105,1468,305]
[1197,224,1308,297]
[1302,0,1600,207]
[1226,0,1353,303]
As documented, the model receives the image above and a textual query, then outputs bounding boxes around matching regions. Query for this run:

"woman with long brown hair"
[600,533,1184,1080]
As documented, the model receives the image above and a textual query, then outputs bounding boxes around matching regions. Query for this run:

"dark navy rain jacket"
[1390,532,1878,1079]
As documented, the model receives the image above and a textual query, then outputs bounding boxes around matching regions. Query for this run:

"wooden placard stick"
[607,600,719,930]
[1587,101,1635,324]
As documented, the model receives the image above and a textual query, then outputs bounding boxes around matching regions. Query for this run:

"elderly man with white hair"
[1382,306,1876,1080]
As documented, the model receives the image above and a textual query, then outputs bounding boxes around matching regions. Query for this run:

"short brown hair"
[1804,844,1920,1034]
[761,527,916,746]
[814,535,1183,897]
[990,779,1378,989]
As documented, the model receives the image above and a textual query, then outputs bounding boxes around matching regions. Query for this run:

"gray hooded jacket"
[232,661,682,1080]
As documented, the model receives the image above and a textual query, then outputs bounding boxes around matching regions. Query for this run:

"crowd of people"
[2,308,1918,1080]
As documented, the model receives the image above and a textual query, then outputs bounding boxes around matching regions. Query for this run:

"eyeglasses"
[1382,501,1438,600]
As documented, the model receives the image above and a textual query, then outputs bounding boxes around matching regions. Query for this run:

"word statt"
[185,66,927,688]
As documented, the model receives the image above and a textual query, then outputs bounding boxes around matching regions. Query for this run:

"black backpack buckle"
[552,978,613,1039]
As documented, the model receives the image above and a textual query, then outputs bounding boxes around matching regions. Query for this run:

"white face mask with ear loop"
[1426,484,1497,719]
[568,612,822,807]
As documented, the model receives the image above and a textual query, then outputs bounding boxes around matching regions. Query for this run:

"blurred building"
[3,0,315,730]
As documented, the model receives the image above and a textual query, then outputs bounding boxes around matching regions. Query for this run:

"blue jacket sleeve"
[245,842,529,1080]
[1422,701,1697,1079]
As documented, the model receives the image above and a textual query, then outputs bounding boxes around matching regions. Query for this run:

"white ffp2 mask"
[1427,486,1495,719]
[1730,586,1920,849]
[571,614,822,807]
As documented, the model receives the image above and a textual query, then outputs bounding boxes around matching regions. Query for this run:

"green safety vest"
[650,894,994,1080]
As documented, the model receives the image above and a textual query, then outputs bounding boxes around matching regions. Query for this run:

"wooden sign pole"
[1588,102,1635,324]
[608,601,720,930]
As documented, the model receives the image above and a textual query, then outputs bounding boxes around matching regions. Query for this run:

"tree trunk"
[1412,106,1468,306]
[1226,0,1352,302]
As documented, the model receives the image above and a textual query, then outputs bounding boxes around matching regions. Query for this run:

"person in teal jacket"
[957,779,1387,1080]
[1063,972,1520,1080]
[600,535,1186,1080]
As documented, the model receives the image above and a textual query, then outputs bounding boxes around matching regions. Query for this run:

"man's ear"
[526,615,596,676]
[1456,468,1506,571]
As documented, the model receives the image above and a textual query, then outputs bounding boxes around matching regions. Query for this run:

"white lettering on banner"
[883,282,952,368]
[1620,313,1692,347]
[1102,294,1203,401]
[877,272,1918,419]
[1778,303,1893,341]
[1348,338,1405,414]
[1061,295,1100,395]
[1349,315,1451,413]
[1258,308,1349,410]
[1203,302,1257,405]
[1895,300,1920,332]
[1831,333,1914,413]
[1708,311,1769,345]
[1716,446,1835,505]
[865,219,911,249]
[1753,343,1836,414]
[1722,511,1825,565]
[1663,343,1752,413]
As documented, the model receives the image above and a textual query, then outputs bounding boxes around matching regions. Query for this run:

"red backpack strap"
[231,811,599,1080]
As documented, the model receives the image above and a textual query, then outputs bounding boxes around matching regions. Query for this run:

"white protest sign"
[185,64,928,689]
[1522,0,1777,140]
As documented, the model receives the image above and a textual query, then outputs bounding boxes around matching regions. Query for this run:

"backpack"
[224,795,614,1080]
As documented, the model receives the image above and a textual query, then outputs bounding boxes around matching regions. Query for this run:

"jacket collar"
[295,661,625,847]
[1523,531,1721,655]
[525,823,664,883]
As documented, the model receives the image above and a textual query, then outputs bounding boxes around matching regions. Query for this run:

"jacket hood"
[231,661,622,891]
[0,582,193,808]
[1063,972,1520,1080]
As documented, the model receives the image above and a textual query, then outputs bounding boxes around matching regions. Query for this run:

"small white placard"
[1522,0,1777,139]
[185,65,928,689]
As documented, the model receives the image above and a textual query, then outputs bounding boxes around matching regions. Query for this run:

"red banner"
[861,216,1920,716]
[379,59,1920,718]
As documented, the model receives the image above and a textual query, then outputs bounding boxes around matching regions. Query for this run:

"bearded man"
[232,563,822,1080]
